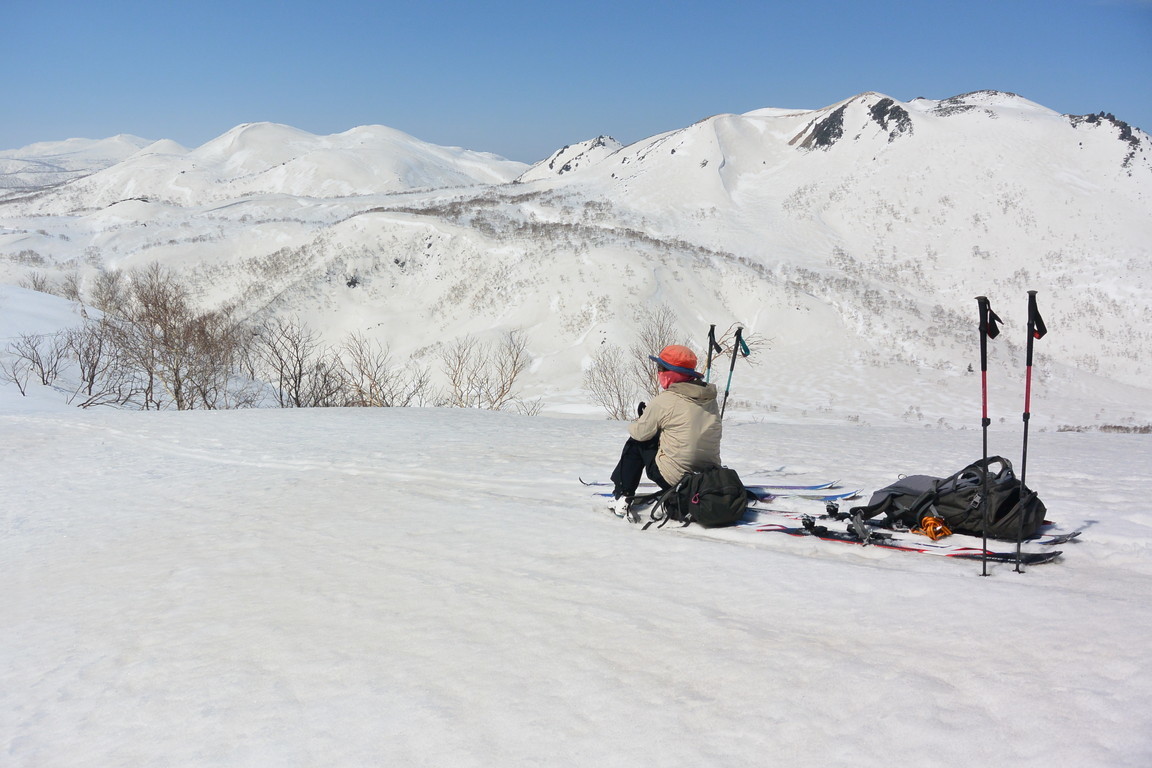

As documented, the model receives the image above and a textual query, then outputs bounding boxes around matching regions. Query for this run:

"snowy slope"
[515,135,623,182]
[0,135,155,195]
[532,91,1152,407]
[2,403,1150,767]
[0,91,1149,427]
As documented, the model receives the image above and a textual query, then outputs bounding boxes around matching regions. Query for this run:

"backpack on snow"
[849,456,1047,541]
[642,466,748,529]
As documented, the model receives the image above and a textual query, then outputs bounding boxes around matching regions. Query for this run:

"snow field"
[3,405,1150,767]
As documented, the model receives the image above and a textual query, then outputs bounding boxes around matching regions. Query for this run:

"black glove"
[637,401,646,417]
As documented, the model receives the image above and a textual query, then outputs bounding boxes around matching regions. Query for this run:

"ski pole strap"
[1027,290,1047,342]
[707,325,722,354]
[705,325,722,382]
[976,296,1000,430]
[728,328,743,372]
[976,296,1002,341]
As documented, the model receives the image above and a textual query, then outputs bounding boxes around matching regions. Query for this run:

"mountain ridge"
[1,91,1149,426]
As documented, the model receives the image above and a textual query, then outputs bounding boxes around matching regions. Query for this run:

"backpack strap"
[962,455,1014,481]
[906,461,996,526]
[637,466,740,530]
[852,489,930,529]
[640,479,690,530]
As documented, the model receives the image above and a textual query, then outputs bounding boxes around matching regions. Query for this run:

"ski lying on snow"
[748,506,1082,547]
[746,487,861,502]
[752,518,1063,565]
[1030,530,1081,546]
[579,478,842,492]
[597,499,1071,564]
[591,487,858,502]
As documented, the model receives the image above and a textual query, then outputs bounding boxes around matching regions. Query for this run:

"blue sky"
[6,0,1151,162]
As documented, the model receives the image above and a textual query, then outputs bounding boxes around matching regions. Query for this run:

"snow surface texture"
[1,91,1149,428]
[3,400,1151,767]
[2,282,1152,766]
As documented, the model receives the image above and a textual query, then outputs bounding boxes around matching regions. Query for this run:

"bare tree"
[90,269,129,314]
[340,332,431,407]
[110,264,189,409]
[0,355,31,396]
[487,329,533,411]
[253,316,345,408]
[583,342,636,420]
[706,324,768,379]
[183,304,259,409]
[20,271,53,294]
[64,317,134,408]
[439,329,535,411]
[107,264,254,410]
[7,332,68,386]
[629,304,686,398]
[441,335,479,408]
[60,269,83,302]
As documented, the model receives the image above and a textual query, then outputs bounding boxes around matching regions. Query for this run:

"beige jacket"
[628,380,723,485]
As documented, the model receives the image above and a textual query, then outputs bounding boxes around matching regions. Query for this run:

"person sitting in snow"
[609,344,723,515]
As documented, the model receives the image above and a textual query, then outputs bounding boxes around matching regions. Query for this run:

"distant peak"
[954,89,1022,101]
[928,90,1054,119]
[1067,111,1149,170]
[790,94,912,150]
[517,136,622,182]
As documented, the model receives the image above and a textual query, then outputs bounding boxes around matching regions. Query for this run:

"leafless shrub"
[440,329,534,411]
[253,316,345,408]
[7,249,46,266]
[629,305,686,398]
[20,271,53,294]
[183,307,261,410]
[60,269,83,302]
[583,343,636,420]
[107,264,255,410]
[0,355,31,395]
[7,332,69,386]
[64,316,135,408]
[90,269,129,314]
[340,332,432,407]
[1059,423,1152,434]
[706,324,768,379]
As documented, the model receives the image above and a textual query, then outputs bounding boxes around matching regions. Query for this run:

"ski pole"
[976,296,1001,577]
[1015,290,1047,572]
[719,327,749,419]
[704,324,722,383]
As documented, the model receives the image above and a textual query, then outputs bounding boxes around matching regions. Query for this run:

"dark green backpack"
[849,456,1047,541]
[642,466,748,529]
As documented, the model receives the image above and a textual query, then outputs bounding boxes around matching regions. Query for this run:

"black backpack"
[849,456,1047,541]
[642,466,748,529]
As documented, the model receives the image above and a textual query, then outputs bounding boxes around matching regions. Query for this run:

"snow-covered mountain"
[515,135,623,182]
[1,123,527,209]
[0,134,155,195]
[1,91,1149,427]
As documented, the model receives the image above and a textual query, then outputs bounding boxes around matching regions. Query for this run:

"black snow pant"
[610,436,671,499]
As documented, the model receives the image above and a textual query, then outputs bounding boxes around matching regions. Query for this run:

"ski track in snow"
[3,404,1151,767]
